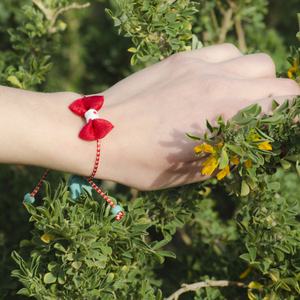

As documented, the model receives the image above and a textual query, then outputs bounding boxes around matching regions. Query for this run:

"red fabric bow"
[69,95,114,141]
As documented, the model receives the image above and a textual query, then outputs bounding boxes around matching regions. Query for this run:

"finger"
[227,78,300,102]
[188,43,243,63]
[219,53,276,79]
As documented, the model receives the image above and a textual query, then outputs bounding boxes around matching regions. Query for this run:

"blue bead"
[111,205,122,215]
[24,193,35,204]
[68,175,102,199]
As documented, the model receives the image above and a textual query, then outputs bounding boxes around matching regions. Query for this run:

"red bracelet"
[23,95,124,221]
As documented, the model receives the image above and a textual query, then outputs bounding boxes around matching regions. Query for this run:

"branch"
[31,1,90,34]
[49,3,90,33]
[234,18,247,53]
[226,0,247,52]
[165,280,247,300]
[218,7,233,44]
[210,8,220,36]
[31,0,53,20]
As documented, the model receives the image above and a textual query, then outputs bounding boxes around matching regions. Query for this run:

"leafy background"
[1,0,300,299]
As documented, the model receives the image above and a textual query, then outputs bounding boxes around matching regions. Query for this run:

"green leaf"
[20,239,33,247]
[73,275,84,288]
[206,120,214,133]
[58,270,66,284]
[241,180,250,196]
[71,261,82,270]
[246,243,256,261]
[280,159,291,171]
[274,249,284,261]
[130,54,137,65]
[186,133,200,141]
[156,289,163,300]
[235,115,254,125]
[23,202,36,215]
[276,99,289,113]
[127,47,137,53]
[227,145,243,156]
[133,197,143,208]
[165,12,177,22]
[95,260,106,268]
[261,115,284,125]
[157,251,176,258]
[17,288,30,296]
[166,27,177,37]
[274,244,290,253]
[219,149,229,169]
[53,243,66,253]
[44,272,57,284]
[248,281,263,289]
[240,253,251,262]
[254,127,274,142]
[152,239,170,250]
[7,76,22,89]
[101,246,112,255]
[267,182,280,190]
[241,103,259,115]
[48,262,60,272]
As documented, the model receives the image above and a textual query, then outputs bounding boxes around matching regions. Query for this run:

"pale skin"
[0,44,299,190]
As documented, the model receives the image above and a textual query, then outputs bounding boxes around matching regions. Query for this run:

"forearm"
[0,86,100,177]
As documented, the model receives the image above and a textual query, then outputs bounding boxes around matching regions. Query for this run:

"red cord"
[30,169,50,197]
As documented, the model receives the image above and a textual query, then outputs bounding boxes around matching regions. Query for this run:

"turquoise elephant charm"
[68,175,102,199]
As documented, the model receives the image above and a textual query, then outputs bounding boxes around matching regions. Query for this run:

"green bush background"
[1,0,300,299]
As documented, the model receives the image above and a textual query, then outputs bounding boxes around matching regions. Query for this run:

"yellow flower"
[201,155,219,175]
[194,143,216,154]
[287,58,299,79]
[230,156,239,165]
[258,141,272,150]
[245,157,252,169]
[251,133,260,141]
[218,142,223,149]
[217,165,230,180]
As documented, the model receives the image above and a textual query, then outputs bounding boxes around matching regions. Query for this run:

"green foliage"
[11,180,165,299]
[105,0,200,64]
[0,0,89,89]
[2,1,300,300]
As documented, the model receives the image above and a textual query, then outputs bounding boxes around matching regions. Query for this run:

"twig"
[31,0,53,20]
[234,18,247,52]
[210,8,220,35]
[177,227,192,246]
[218,7,233,44]
[31,1,90,34]
[49,3,90,33]
[165,279,247,300]
[226,0,247,52]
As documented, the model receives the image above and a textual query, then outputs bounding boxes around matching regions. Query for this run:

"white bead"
[84,109,100,123]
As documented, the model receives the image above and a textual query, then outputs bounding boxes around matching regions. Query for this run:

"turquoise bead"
[24,193,35,204]
[68,175,102,199]
[111,205,122,215]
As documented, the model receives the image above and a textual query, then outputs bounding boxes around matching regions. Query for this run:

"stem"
[227,0,247,52]
[30,0,53,20]
[31,0,90,34]
[210,8,220,35]
[165,280,247,300]
[49,3,90,33]
[218,7,233,44]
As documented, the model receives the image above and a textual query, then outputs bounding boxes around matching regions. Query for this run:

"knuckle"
[286,79,300,94]
[222,43,242,56]
[257,53,276,74]
[167,52,188,65]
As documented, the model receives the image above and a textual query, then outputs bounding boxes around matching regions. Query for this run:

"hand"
[97,44,300,190]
